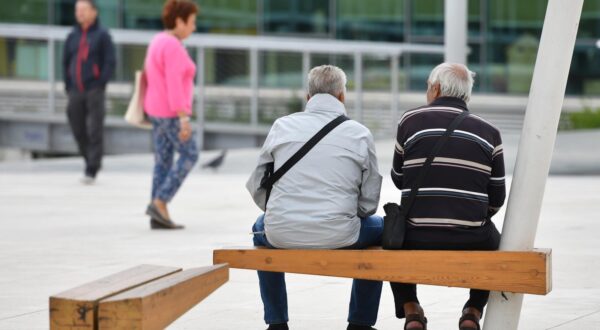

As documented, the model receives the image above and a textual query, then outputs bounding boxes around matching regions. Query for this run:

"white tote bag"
[124,70,152,129]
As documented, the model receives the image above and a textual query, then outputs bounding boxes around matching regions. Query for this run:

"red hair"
[162,0,199,29]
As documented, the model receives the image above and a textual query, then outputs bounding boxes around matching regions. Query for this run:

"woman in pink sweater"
[144,0,199,230]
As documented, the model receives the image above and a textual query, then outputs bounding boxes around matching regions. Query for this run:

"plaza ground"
[0,134,599,329]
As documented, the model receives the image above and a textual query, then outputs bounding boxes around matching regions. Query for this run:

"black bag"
[382,111,469,250]
[260,115,349,208]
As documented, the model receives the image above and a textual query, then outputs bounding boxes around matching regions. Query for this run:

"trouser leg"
[390,282,419,319]
[347,215,384,326]
[252,214,289,324]
[463,225,501,314]
[348,279,382,326]
[155,119,199,202]
[84,88,106,177]
[66,91,88,167]
[150,119,175,200]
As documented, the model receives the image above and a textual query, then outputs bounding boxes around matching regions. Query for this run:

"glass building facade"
[1,0,600,95]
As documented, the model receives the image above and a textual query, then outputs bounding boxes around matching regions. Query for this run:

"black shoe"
[150,218,184,230]
[347,324,377,330]
[146,204,184,229]
[267,323,289,330]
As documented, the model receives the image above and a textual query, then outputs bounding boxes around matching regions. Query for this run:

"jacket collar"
[429,96,469,111]
[76,19,99,32]
[305,93,347,115]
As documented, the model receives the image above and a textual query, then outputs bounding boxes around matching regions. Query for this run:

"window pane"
[260,51,302,89]
[0,38,48,80]
[468,0,481,37]
[411,0,444,38]
[406,52,444,92]
[485,0,546,94]
[0,0,48,24]
[263,0,330,37]
[336,0,405,42]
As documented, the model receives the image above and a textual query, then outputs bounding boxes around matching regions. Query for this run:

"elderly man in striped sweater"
[390,63,506,330]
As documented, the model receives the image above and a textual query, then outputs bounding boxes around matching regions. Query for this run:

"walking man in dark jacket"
[63,0,115,184]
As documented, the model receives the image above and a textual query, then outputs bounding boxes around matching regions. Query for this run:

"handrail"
[0,23,444,56]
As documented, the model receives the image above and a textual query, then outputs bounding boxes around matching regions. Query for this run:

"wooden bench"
[49,264,228,330]
[213,247,552,295]
[50,248,551,328]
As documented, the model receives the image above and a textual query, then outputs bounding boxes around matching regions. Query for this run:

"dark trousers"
[66,88,106,177]
[390,224,501,319]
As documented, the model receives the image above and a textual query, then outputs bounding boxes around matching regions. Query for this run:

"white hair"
[428,63,475,102]
[307,65,347,98]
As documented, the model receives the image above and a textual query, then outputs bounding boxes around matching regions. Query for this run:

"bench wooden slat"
[49,264,181,330]
[213,248,551,295]
[97,264,229,330]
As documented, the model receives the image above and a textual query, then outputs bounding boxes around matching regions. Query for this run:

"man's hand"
[178,116,192,142]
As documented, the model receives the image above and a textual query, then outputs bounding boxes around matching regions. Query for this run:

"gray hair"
[307,65,347,98]
[428,63,475,102]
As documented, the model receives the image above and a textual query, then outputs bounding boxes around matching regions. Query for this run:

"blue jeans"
[150,117,199,202]
[252,214,384,326]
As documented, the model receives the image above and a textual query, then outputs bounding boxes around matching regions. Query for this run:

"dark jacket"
[63,19,116,92]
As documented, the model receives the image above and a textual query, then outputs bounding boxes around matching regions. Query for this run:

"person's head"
[307,65,347,103]
[75,0,98,29]
[426,63,475,104]
[162,0,199,40]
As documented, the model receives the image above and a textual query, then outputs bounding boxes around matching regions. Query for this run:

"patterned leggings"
[150,117,199,202]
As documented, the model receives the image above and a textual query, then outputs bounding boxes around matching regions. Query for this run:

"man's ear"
[433,83,441,98]
[337,93,345,103]
[306,94,311,102]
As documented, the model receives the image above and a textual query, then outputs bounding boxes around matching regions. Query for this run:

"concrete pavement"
[0,138,599,329]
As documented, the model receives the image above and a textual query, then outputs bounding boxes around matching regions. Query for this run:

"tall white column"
[483,1,584,329]
[444,0,468,64]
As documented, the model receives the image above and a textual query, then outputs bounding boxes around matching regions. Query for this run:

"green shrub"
[567,108,600,130]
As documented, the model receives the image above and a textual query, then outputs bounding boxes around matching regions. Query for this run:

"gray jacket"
[246,93,382,249]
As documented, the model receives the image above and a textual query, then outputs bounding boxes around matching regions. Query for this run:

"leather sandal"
[459,313,481,330]
[405,313,427,330]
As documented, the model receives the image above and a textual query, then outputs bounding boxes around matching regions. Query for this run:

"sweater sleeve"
[488,132,506,217]
[391,123,405,189]
[163,39,192,114]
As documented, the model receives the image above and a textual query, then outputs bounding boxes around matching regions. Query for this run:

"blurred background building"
[0,0,599,156]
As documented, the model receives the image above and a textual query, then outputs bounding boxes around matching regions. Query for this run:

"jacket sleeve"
[357,132,382,218]
[99,31,116,86]
[246,121,278,211]
[488,132,506,217]
[62,34,72,92]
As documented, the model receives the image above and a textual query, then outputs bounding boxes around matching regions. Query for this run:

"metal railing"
[0,23,444,146]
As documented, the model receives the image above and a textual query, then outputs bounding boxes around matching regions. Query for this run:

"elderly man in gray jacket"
[247,65,383,330]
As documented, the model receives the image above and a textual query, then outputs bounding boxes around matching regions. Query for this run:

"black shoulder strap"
[402,110,469,215]
[261,114,349,191]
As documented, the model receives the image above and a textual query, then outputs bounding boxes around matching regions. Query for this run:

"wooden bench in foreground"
[50,264,228,330]
[213,247,552,295]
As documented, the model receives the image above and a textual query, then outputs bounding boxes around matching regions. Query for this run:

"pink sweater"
[144,32,196,118]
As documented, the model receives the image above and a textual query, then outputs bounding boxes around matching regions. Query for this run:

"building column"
[444,0,468,64]
[483,1,584,329]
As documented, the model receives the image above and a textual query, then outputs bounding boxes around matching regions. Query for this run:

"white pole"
[444,0,468,64]
[483,1,583,329]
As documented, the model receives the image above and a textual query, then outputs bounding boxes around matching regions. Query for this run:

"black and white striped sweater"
[392,96,506,230]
